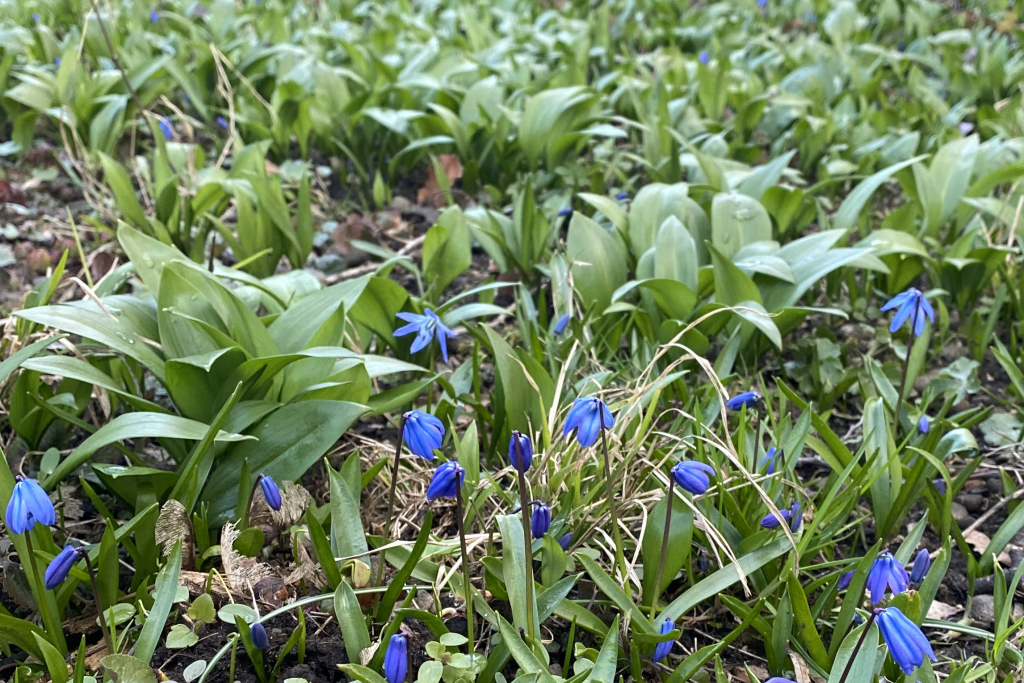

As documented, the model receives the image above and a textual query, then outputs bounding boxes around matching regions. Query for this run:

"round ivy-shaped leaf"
[187,593,216,624]
[99,603,137,628]
[166,624,199,649]
[416,660,443,683]
[183,659,207,683]
[217,603,259,625]
[438,633,467,647]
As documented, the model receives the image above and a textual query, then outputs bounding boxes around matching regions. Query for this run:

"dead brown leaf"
[926,601,962,620]
[416,154,463,206]
[964,529,990,554]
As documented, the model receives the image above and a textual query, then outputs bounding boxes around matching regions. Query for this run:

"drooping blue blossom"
[671,461,715,495]
[838,569,855,590]
[159,118,173,140]
[757,0,767,7]
[789,501,802,532]
[726,391,761,411]
[881,288,934,337]
[653,617,675,662]
[402,410,445,460]
[45,545,80,590]
[918,416,929,434]
[216,116,229,129]
[615,191,629,201]
[384,633,408,683]
[761,446,780,474]
[426,461,464,501]
[876,606,937,675]
[258,474,281,511]
[698,50,709,65]
[508,431,533,472]
[562,396,614,447]
[33,13,41,22]
[554,313,571,336]
[909,549,931,584]
[868,552,910,605]
[531,502,551,537]
[557,207,572,217]
[558,532,573,550]
[395,309,457,362]
[250,622,269,649]
[760,508,792,529]
[150,10,159,23]
[54,58,61,66]
[6,475,55,534]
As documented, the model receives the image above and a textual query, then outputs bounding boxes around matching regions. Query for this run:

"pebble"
[971,594,995,626]
[988,478,1003,495]
[951,502,972,528]
[959,493,985,514]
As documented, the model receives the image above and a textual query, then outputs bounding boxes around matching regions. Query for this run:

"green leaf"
[0,335,65,385]
[709,243,761,306]
[826,622,878,683]
[306,507,342,589]
[566,212,628,314]
[98,152,149,230]
[377,511,434,622]
[495,615,556,682]
[786,572,829,669]
[137,542,183,664]
[32,632,68,683]
[578,192,627,232]
[832,155,927,233]
[336,664,388,683]
[654,216,699,291]
[710,192,772,259]
[496,514,540,639]
[334,580,371,664]
[100,654,158,683]
[641,493,693,607]
[165,624,199,649]
[577,553,654,633]
[423,207,472,298]
[589,616,619,683]
[329,456,369,560]
[22,355,168,413]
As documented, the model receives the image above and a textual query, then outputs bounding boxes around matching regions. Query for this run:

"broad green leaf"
[496,514,540,639]
[334,580,371,663]
[589,616,619,683]
[711,192,772,259]
[100,654,158,683]
[641,493,693,607]
[566,212,628,314]
[709,244,761,306]
[654,216,699,291]
[136,543,182,665]
[423,207,472,297]
[826,622,879,683]
[329,456,369,560]
[832,155,927,233]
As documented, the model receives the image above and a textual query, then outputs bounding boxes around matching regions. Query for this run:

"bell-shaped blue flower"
[765,679,797,683]
[726,391,761,411]
[250,622,269,650]
[671,461,715,495]
[868,552,910,605]
[531,502,551,538]
[653,617,675,661]
[918,416,929,434]
[426,461,464,501]
[760,508,793,529]
[838,569,855,590]
[508,431,533,472]
[216,116,229,129]
[698,50,710,65]
[6,475,55,534]
[159,118,173,140]
[761,446,780,474]
[403,410,444,460]
[395,309,457,362]
[881,288,934,337]
[258,474,282,511]
[558,532,573,550]
[384,633,408,683]
[562,396,614,448]
[45,545,80,590]
[876,606,937,674]
[554,314,571,336]
[789,501,802,532]
[909,549,930,584]
[557,207,572,217]
[150,9,159,22]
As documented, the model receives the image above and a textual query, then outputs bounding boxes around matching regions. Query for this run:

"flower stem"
[599,410,629,583]
[242,477,263,529]
[374,414,407,612]
[455,475,475,653]
[648,478,675,620]
[836,612,877,683]
[893,312,916,439]
[82,551,115,656]
[512,439,536,643]
[23,534,65,653]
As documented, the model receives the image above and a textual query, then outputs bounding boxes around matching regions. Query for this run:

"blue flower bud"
[557,207,572,217]
[530,502,551,538]
[150,10,159,23]
[216,116,229,129]
[760,446,780,474]
[558,532,573,550]
[402,410,445,460]
[789,501,802,532]
[909,549,930,584]
[671,461,715,495]
[508,431,533,472]
[653,617,675,662]
[918,416,929,434]
[426,461,464,501]
[760,508,792,529]
[726,391,761,411]
[553,314,571,336]
[838,569,855,590]
[159,118,173,140]
[868,552,910,605]
[259,474,282,511]
[45,545,80,590]
[250,622,268,649]
[615,191,629,201]
[876,606,936,674]
[383,633,408,683]
[6,475,55,534]
[698,51,709,65]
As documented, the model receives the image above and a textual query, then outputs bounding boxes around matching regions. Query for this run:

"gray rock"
[974,575,995,595]
[959,493,985,514]
[988,478,1004,495]
[951,502,972,528]
[971,594,995,626]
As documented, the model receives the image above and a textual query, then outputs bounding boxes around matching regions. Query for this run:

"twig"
[324,235,426,283]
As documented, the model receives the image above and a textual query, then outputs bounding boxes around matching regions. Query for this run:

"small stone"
[971,594,995,626]
[974,575,994,594]
[951,502,971,528]
[988,478,1004,495]
[1009,547,1024,571]
[960,493,985,514]
[25,248,51,273]
[314,253,346,275]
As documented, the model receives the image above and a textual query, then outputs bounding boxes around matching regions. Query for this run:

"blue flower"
[562,396,614,447]
[259,474,281,511]
[804,11,817,21]
[932,478,946,496]
[671,461,715,495]
[868,552,910,605]
[615,191,630,201]
[250,622,269,649]
[159,118,173,140]
[918,416,929,434]
[54,58,61,66]
[384,633,408,683]
[760,508,792,529]
[150,10,159,23]
[45,545,80,590]
[881,288,934,337]
[876,606,936,675]
[697,550,709,573]
[402,410,444,460]
[789,501,802,532]
[653,617,675,662]
[6,475,55,534]
[765,679,797,683]
[216,116,229,129]
[557,207,572,217]
[426,461,464,501]
[395,309,457,363]
[726,391,761,411]
[761,446,780,474]
[558,532,573,550]
[698,51,709,65]
[33,13,40,22]
[838,569,855,590]
[531,502,551,537]
[554,313,571,336]
[757,0,767,7]
[508,431,533,472]
[909,549,930,584]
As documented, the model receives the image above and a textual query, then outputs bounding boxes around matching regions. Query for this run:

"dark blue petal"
[45,546,78,590]
[259,475,282,511]
[918,416,929,434]
[554,314,571,335]
[427,462,464,500]
[653,618,675,661]
[558,532,573,550]
[838,569,855,590]
[508,432,533,472]
[250,622,269,650]
[909,549,930,583]
[530,502,551,537]
[384,634,408,683]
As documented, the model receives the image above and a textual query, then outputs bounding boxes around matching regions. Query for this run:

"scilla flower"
[671,461,715,495]
[698,50,709,65]
[918,416,929,434]
[653,617,675,662]
[876,606,936,674]
[557,207,572,217]
[761,446,780,474]
[216,116,229,129]
[250,622,269,649]
[881,287,934,337]
[558,532,573,550]
[615,191,630,201]
[45,545,81,590]
[159,117,173,140]
[6,475,55,534]
[764,679,797,683]
[838,569,855,590]
[726,391,761,411]
[789,501,802,532]
[530,502,551,537]
[150,9,159,22]
[395,309,457,362]
[760,508,793,529]
[402,410,444,460]
[508,431,533,472]
[384,633,408,683]
[258,474,281,511]
[909,549,931,584]
[554,313,571,336]
[868,552,910,605]
[426,461,464,501]
[562,396,614,447]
